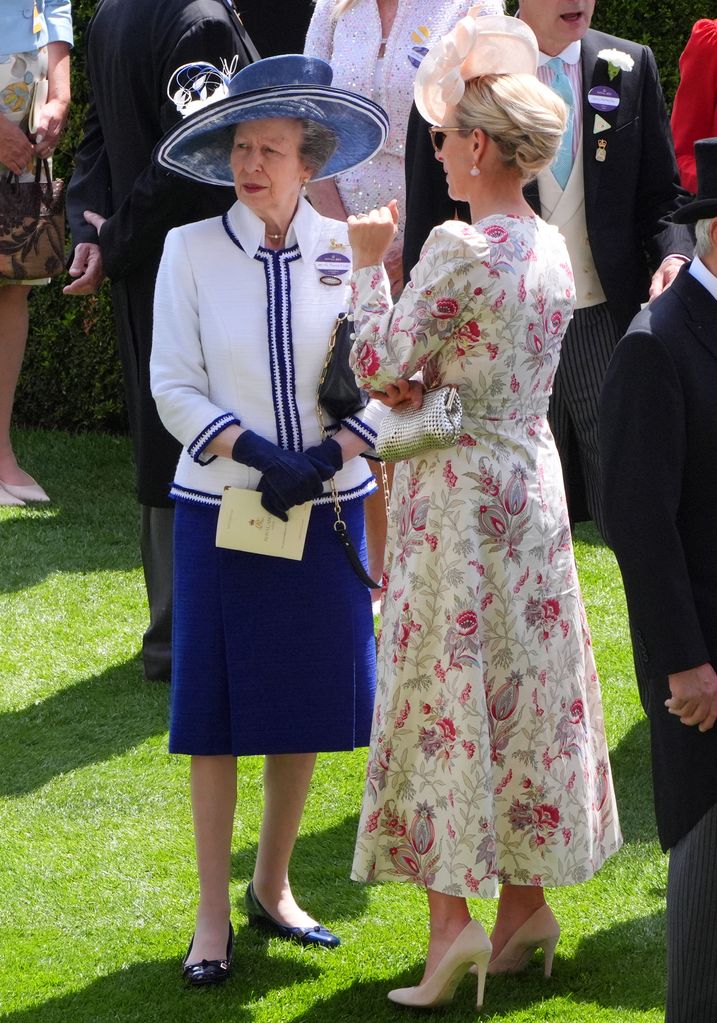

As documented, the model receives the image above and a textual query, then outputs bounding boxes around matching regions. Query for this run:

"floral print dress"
[350,216,622,897]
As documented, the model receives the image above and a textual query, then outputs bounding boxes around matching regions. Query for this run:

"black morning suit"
[67,0,257,508]
[238,1,313,57]
[600,265,717,1021]
[66,0,258,678]
[402,28,692,528]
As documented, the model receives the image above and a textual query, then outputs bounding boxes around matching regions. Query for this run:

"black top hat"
[672,137,717,223]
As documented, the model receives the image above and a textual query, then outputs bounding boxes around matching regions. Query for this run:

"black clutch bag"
[317,312,368,422]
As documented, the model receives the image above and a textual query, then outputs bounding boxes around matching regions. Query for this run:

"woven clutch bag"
[375,385,463,463]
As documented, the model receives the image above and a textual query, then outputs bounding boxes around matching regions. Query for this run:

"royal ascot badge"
[316,251,351,286]
[408,24,431,69]
[593,114,611,134]
[597,48,635,81]
[595,139,607,163]
[588,86,620,113]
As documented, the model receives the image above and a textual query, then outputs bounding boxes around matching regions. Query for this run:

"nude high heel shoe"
[487,904,560,977]
[388,919,492,1009]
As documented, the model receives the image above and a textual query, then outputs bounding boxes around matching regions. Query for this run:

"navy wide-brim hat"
[672,137,717,223]
[154,54,390,186]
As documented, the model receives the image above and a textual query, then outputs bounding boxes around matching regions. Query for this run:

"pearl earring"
[470,165,480,177]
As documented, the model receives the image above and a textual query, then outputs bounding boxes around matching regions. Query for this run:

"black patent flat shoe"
[244,881,340,949]
[182,923,234,985]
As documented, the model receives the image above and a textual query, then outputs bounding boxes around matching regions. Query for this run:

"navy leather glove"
[232,430,323,521]
[302,437,344,481]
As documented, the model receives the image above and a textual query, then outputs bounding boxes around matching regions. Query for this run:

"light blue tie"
[547,57,575,189]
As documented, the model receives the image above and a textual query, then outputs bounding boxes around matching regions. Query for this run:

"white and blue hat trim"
[155,54,390,186]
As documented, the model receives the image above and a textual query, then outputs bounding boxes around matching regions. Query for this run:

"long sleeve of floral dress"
[349,222,490,392]
[349,215,621,898]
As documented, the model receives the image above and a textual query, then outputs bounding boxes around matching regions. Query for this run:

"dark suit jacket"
[238,1,313,57]
[403,29,692,333]
[66,0,258,506]
[600,264,717,850]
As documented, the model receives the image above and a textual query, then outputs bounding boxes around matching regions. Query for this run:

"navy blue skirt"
[170,499,376,756]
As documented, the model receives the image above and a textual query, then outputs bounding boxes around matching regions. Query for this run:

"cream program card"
[215,487,311,560]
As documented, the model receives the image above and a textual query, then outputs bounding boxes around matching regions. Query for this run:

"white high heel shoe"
[487,904,560,977]
[388,919,492,1009]
[0,478,49,503]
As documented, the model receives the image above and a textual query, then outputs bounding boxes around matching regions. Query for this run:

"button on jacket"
[0,1,73,56]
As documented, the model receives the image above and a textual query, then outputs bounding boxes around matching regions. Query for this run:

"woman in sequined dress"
[304,0,502,296]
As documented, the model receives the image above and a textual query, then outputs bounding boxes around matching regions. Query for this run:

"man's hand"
[649,256,686,301]
[64,242,104,295]
[0,114,33,175]
[666,662,717,732]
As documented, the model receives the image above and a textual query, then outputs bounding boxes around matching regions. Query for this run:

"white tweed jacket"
[151,197,386,507]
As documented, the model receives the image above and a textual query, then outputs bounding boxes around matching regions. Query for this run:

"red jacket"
[671,19,717,194]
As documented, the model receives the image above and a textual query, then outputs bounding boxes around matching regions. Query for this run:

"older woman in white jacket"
[151,55,388,986]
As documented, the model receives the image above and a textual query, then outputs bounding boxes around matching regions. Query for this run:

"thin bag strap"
[316,315,388,590]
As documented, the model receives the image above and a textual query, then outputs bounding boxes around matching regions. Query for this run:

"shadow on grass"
[231,813,370,925]
[0,499,140,593]
[572,520,606,549]
[0,656,168,797]
[0,941,323,1023]
[283,910,666,1022]
[607,716,658,845]
[0,429,140,594]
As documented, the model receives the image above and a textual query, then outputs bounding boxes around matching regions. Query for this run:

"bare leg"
[422,889,473,982]
[490,883,547,959]
[186,754,237,965]
[251,751,318,928]
[0,284,35,486]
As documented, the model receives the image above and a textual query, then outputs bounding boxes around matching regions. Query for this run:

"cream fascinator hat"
[414,12,539,125]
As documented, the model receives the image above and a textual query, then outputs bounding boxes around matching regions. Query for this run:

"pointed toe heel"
[387,919,492,1009]
[487,904,560,977]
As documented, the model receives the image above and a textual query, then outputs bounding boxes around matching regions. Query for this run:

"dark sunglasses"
[428,125,464,152]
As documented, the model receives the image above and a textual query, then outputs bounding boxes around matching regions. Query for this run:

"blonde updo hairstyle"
[454,73,568,181]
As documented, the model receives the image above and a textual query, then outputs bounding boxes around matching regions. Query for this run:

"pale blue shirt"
[0,0,73,57]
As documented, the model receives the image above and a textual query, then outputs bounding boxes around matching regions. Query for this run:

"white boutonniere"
[598,48,635,81]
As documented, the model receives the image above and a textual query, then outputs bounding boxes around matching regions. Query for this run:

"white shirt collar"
[688,254,717,302]
[225,194,323,259]
[538,40,582,67]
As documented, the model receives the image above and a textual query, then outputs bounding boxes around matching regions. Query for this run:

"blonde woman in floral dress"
[348,14,622,1010]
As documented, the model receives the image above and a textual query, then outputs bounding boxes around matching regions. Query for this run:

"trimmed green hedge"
[15,0,126,434]
[15,0,710,433]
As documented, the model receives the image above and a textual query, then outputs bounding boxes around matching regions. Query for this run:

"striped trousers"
[549,302,621,541]
[667,800,717,1022]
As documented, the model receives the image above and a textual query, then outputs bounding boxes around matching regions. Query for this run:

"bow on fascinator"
[414,12,539,125]
[169,56,240,116]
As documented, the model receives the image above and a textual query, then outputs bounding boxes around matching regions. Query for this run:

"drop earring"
[470,165,480,177]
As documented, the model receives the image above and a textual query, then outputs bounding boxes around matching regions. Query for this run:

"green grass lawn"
[0,429,666,1023]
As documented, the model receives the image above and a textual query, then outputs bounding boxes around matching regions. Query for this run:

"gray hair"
[299,119,337,175]
[694,217,716,260]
